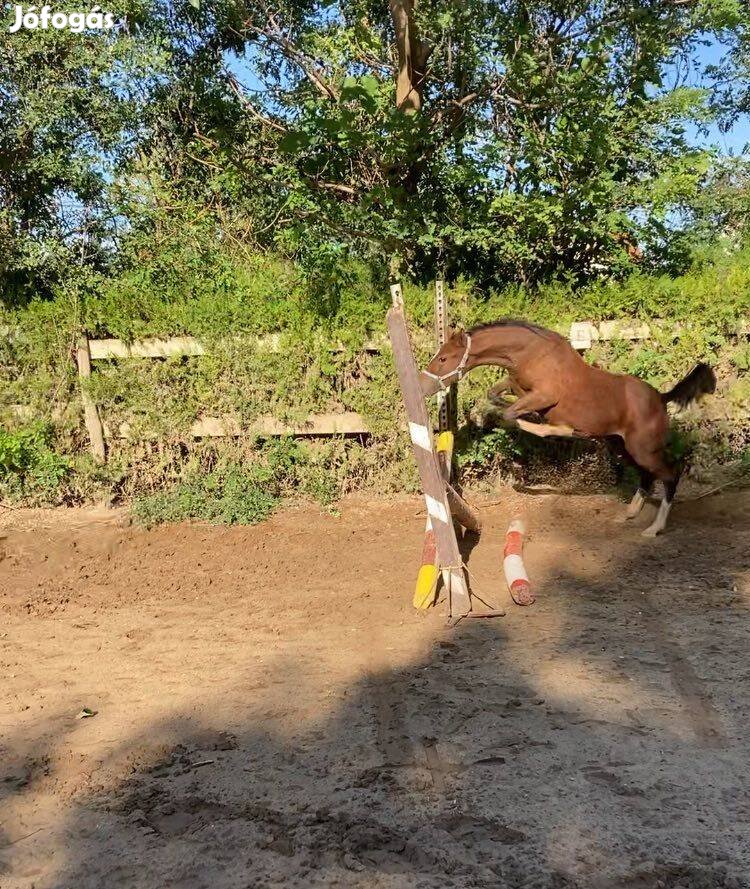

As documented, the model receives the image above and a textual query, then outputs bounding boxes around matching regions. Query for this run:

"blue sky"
[225,29,749,157]
[686,36,748,155]
[691,120,748,155]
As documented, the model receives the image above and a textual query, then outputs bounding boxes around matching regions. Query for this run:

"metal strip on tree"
[434,279,457,435]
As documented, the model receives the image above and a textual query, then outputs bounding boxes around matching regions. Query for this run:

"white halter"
[422,334,472,390]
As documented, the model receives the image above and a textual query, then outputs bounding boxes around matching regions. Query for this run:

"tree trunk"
[389,0,430,114]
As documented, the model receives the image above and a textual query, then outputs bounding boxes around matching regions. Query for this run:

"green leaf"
[279,131,311,154]
[360,74,379,98]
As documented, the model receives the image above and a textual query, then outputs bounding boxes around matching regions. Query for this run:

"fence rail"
[117,412,371,439]
[6,315,749,456]
[86,318,749,361]
[87,334,384,360]
[84,322,646,361]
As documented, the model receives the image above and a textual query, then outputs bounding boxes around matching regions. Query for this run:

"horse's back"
[547,362,625,434]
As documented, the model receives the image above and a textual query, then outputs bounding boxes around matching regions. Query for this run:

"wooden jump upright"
[387,283,480,620]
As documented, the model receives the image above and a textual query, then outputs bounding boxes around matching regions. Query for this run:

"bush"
[132,462,280,527]
[0,423,70,501]
[130,437,363,526]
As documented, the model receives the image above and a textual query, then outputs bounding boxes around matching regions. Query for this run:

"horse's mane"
[467,319,558,340]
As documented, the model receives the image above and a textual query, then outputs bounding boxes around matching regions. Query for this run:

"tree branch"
[238,18,339,102]
[389,0,432,113]
[225,70,289,133]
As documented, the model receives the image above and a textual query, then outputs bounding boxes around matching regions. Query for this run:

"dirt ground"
[1,485,750,889]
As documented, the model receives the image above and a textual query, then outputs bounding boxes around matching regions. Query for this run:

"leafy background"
[1,0,749,521]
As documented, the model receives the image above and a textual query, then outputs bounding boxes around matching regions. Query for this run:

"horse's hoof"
[641,526,661,538]
[618,508,642,522]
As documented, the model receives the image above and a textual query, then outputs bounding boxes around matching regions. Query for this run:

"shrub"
[132,462,280,527]
[0,423,70,500]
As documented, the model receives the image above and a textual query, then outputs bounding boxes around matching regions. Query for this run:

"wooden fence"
[85,315,749,364]
[81,321,647,450]
[8,315,749,461]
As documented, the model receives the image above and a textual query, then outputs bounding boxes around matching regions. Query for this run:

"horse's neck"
[468,326,535,368]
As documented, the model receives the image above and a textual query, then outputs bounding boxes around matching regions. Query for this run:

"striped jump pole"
[503,517,535,606]
[413,281,461,610]
[387,284,472,620]
[413,431,454,609]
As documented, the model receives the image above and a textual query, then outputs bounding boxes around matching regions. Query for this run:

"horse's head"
[420,329,471,396]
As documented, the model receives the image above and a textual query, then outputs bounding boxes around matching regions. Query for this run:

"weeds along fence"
[2,308,749,513]
[3,255,750,512]
[46,316,750,462]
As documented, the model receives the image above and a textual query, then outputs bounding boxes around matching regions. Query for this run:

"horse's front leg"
[502,390,556,422]
[487,377,514,406]
[504,391,581,437]
[516,418,576,438]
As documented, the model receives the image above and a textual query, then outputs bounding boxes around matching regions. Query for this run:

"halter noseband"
[422,334,472,390]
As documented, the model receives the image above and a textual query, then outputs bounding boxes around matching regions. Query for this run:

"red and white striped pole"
[503,517,534,606]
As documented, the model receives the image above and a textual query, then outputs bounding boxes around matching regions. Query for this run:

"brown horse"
[420,320,716,537]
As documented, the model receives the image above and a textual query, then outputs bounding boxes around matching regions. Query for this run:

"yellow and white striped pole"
[413,431,454,609]
[413,282,457,610]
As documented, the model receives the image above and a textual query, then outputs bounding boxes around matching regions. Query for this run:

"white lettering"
[22,5,39,28]
[8,4,23,31]
[68,10,84,31]
[8,4,117,31]
[85,5,102,27]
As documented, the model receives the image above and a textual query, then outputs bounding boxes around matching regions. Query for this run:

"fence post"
[434,279,458,434]
[75,333,106,464]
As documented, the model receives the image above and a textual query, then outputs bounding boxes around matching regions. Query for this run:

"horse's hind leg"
[605,436,653,519]
[626,469,654,519]
[642,474,680,537]
[623,434,680,536]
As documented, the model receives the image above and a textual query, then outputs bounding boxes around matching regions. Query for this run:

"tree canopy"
[1,0,750,306]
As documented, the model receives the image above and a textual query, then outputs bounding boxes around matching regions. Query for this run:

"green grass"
[132,463,280,527]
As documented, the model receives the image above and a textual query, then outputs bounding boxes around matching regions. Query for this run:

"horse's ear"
[449,327,466,341]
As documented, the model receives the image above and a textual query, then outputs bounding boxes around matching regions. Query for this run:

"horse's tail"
[661,363,716,408]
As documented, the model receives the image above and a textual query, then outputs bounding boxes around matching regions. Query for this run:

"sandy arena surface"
[1,486,750,888]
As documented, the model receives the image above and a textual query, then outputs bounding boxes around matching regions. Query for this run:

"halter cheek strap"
[422,334,472,390]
